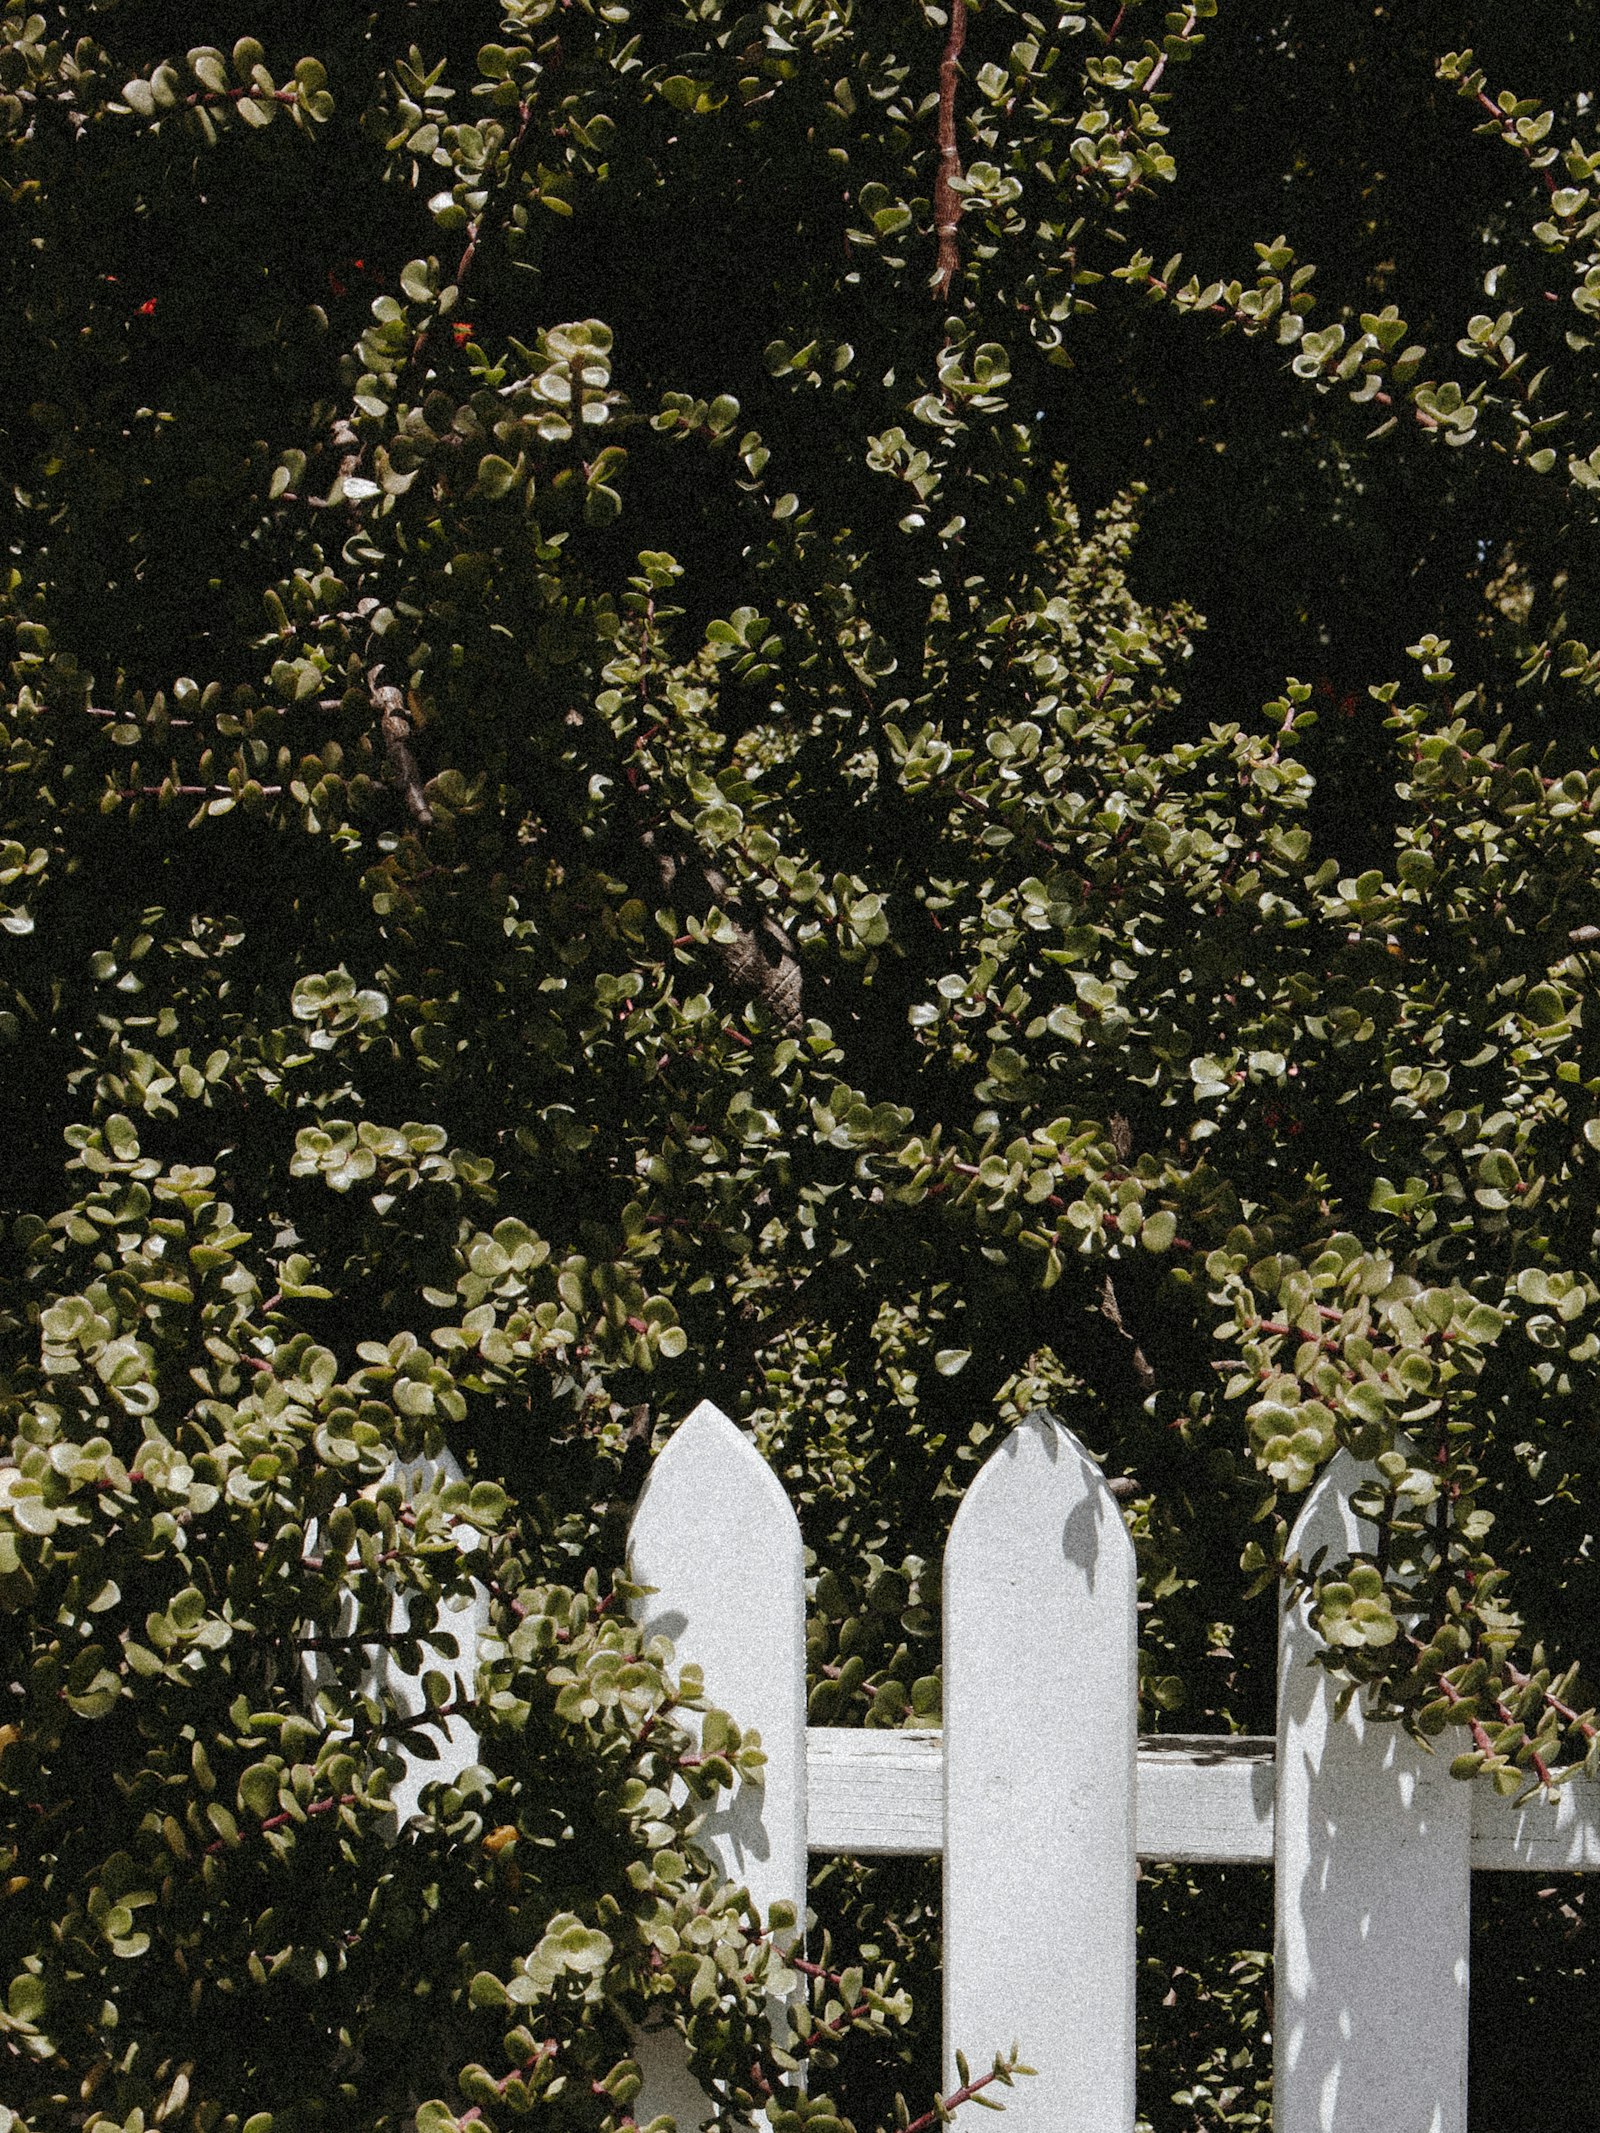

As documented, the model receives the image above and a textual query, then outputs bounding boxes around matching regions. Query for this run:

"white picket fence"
[618,1401,1600,2133]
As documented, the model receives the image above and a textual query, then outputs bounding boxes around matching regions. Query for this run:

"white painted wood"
[628,1399,807,1912]
[806,1729,1279,1864]
[627,1400,808,2128]
[368,1404,1600,2133]
[1276,1454,1472,2133]
[944,1412,1138,2133]
[627,2027,729,2133]
[1472,1775,1600,1870]
[1134,1736,1276,1865]
[808,1727,945,1854]
[334,1386,1600,2132]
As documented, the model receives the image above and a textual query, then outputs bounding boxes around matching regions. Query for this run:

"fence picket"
[373,1401,1591,2122]
[1275,1453,1472,2133]
[626,1399,808,2126]
[943,1411,1138,2133]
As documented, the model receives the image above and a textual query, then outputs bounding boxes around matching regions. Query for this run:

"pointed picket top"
[1276,1453,1470,2133]
[944,1411,1138,2133]
[627,1402,808,2130]
[627,1398,807,1918]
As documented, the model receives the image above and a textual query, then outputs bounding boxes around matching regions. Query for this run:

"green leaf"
[476,452,521,500]
[238,1764,280,1820]
[189,47,229,93]
[7,1974,46,2023]
[1141,1209,1177,1252]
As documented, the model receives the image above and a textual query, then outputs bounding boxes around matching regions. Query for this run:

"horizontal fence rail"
[393,1399,1600,2132]
[619,1401,1600,2133]
[805,1725,1600,1869]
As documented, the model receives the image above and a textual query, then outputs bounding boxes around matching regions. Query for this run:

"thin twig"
[410,97,538,369]
[932,0,969,300]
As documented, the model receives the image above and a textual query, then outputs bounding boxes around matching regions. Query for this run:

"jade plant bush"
[2,1,1599,2127]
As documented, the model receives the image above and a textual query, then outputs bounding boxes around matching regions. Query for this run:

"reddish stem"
[205,1790,355,1855]
[904,2065,1009,2133]
[183,85,301,112]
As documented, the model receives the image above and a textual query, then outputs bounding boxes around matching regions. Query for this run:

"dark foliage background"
[2,2,1599,2126]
